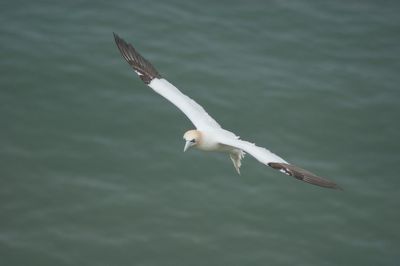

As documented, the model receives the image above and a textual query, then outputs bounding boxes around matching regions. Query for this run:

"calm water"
[1,1,399,265]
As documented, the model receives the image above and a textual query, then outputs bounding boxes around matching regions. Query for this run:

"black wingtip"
[113,33,161,84]
[268,162,342,190]
[113,32,120,43]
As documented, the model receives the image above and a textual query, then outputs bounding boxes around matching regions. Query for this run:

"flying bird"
[113,33,341,189]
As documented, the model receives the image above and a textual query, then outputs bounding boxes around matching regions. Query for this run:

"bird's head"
[183,130,201,152]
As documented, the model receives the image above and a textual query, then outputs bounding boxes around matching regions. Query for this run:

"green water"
[1,1,399,265]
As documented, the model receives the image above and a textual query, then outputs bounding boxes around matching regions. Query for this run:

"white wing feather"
[149,78,222,130]
[215,136,288,165]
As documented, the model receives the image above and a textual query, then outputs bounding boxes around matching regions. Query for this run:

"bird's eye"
[190,139,196,143]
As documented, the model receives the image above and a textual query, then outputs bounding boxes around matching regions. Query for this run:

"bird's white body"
[194,131,223,151]
[113,33,340,189]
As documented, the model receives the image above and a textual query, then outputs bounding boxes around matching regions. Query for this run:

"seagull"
[113,33,341,189]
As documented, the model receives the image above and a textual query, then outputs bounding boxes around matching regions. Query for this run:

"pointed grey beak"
[184,141,191,152]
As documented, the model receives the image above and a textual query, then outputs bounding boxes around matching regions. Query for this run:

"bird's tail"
[230,150,245,175]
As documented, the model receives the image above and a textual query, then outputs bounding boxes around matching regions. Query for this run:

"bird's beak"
[184,141,191,152]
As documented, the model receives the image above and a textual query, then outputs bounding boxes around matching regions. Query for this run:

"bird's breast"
[196,140,220,151]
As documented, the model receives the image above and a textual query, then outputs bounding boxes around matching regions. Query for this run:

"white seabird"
[113,33,340,189]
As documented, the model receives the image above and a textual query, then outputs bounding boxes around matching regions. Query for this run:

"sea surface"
[1,1,399,265]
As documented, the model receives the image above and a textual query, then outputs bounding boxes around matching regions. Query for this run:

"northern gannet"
[113,33,340,189]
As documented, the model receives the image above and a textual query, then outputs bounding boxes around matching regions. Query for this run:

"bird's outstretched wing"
[217,137,341,189]
[113,33,222,130]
